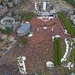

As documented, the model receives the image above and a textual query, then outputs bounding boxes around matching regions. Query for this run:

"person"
[37,28,39,32]
[51,28,54,32]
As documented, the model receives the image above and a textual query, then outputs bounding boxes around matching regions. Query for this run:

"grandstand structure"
[35,0,56,21]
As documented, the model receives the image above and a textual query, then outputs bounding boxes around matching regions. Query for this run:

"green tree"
[0,28,12,35]
[19,38,28,45]
[54,37,61,66]
[25,12,34,21]
[20,9,26,18]
[9,0,12,2]
[58,12,75,36]
[12,12,17,17]
[65,0,75,7]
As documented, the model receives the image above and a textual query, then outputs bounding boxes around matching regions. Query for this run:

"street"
[51,0,73,12]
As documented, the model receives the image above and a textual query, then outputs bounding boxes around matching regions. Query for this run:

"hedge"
[58,12,75,36]
[54,37,61,66]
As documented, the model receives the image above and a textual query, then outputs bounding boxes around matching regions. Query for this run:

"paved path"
[51,0,73,12]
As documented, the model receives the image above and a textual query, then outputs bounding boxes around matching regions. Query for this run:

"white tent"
[55,35,60,38]
[43,2,46,10]
[17,56,27,74]
[46,61,54,67]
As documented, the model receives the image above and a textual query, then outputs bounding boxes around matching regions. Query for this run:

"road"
[21,0,37,13]
[51,0,73,12]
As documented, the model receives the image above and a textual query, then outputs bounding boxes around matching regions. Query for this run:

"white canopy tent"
[46,61,54,67]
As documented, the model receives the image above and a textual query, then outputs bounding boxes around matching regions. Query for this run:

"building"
[71,15,75,25]
[35,0,56,21]
[2,1,8,6]
[35,0,56,17]
[35,2,39,11]
[8,2,13,7]
[0,5,7,15]
[17,22,31,36]
[67,9,74,17]
[0,16,15,31]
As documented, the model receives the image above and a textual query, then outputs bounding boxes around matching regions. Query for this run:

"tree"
[19,38,28,45]
[9,0,12,2]
[20,9,26,18]
[12,12,17,17]
[58,12,75,36]
[25,12,34,21]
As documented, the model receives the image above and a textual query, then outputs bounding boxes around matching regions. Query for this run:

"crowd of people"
[23,16,70,73]
[0,16,71,75]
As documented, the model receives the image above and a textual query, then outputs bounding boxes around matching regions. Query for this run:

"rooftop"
[0,16,15,27]
[17,22,30,33]
[0,5,7,10]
